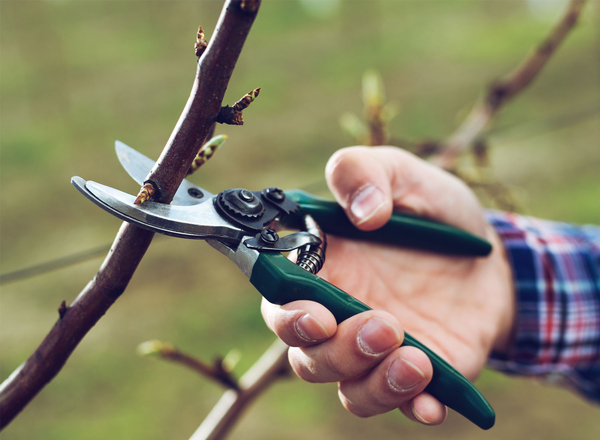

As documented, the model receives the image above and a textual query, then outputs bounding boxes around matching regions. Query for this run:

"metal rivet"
[260,228,279,243]
[188,187,204,198]
[267,187,285,202]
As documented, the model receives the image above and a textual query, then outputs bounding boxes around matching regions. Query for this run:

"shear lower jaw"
[206,238,259,279]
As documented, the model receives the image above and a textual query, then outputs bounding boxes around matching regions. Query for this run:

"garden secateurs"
[72,141,496,430]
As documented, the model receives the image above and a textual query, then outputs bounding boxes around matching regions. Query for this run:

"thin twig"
[339,70,397,146]
[0,0,262,429]
[433,0,587,170]
[362,70,388,146]
[138,341,240,391]
[188,339,291,440]
[0,244,111,285]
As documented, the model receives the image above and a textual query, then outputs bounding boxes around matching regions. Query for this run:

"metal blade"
[115,140,213,206]
[206,238,259,279]
[71,176,244,241]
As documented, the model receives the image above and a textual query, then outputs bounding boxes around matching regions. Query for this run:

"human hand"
[261,146,514,425]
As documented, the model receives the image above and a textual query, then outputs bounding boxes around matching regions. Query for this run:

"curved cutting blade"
[71,176,244,241]
[115,140,213,206]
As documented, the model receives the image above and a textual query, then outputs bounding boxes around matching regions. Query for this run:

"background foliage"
[1,0,599,439]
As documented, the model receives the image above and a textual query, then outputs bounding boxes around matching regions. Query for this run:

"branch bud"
[222,349,242,372]
[240,0,260,13]
[58,301,68,320]
[194,26,208,58]
[137,340,173,357]
[232,87,261,112]
[216,88,261,125]
[134,181,158,205]
[187,134,228,175]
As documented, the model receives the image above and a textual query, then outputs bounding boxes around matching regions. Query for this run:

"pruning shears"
[72,141,495,430]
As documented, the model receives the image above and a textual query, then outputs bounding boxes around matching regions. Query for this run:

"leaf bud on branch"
[216,87,261,125]
[134,181,159,205]
[194,26,208,58]
[187,134,228,175]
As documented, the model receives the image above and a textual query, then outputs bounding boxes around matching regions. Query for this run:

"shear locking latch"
[244,230,320,252]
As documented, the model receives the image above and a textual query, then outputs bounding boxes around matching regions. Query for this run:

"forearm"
[485,210,600,402]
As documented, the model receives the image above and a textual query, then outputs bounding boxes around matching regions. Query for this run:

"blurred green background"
[1,0,599,439]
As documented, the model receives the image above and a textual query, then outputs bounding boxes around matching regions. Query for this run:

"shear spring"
[296,215,326,275]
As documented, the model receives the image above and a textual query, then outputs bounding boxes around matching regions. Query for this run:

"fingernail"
[387,357,426,393]
[357,317,400,355]
[350,185,385,225]
[295,313,329,342]
[411,403,435,425]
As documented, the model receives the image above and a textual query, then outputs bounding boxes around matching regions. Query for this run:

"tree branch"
[433,0,587,170]
[137,340,240,391]
[0,223,155,429]
[0,0,261,429]
[144,1,261,204]
[188,339,290,440]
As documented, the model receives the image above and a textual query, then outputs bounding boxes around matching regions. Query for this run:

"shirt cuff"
[484,210,600,402]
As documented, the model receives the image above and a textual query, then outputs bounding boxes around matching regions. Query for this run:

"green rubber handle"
[283,190,491,257]
[251,253,495,430]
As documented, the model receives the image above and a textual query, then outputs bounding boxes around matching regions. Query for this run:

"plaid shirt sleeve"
[485,211,600,402]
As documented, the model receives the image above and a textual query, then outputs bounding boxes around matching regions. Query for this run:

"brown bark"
[0,0,261,429]
[146,1,261,204]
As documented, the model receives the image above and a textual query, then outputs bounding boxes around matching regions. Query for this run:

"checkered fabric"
[485,211,600,402]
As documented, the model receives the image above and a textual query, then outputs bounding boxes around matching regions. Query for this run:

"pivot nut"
[216,188,265,219]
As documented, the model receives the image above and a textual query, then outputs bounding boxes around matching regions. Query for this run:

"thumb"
[324,146,485,235]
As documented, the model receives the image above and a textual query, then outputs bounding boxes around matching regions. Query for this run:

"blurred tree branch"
[0,0,261,429]
[342,0,587,211]
[136,337,290,440]
[340,70,398,146]
[432,0,588,170]
[137,340,241,391]
[189,339,290,440]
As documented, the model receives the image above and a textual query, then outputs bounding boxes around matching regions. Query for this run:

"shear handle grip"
[250,253,495,430]
[283,190,491,257]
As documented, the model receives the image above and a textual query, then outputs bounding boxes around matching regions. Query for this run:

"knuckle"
[289,349,322,383]
[292,363,319,383]
[322,345,349,379]
[338,359,427,418]
[289,345,352,383]
[338,388,373,418]
[345,403,373,418]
